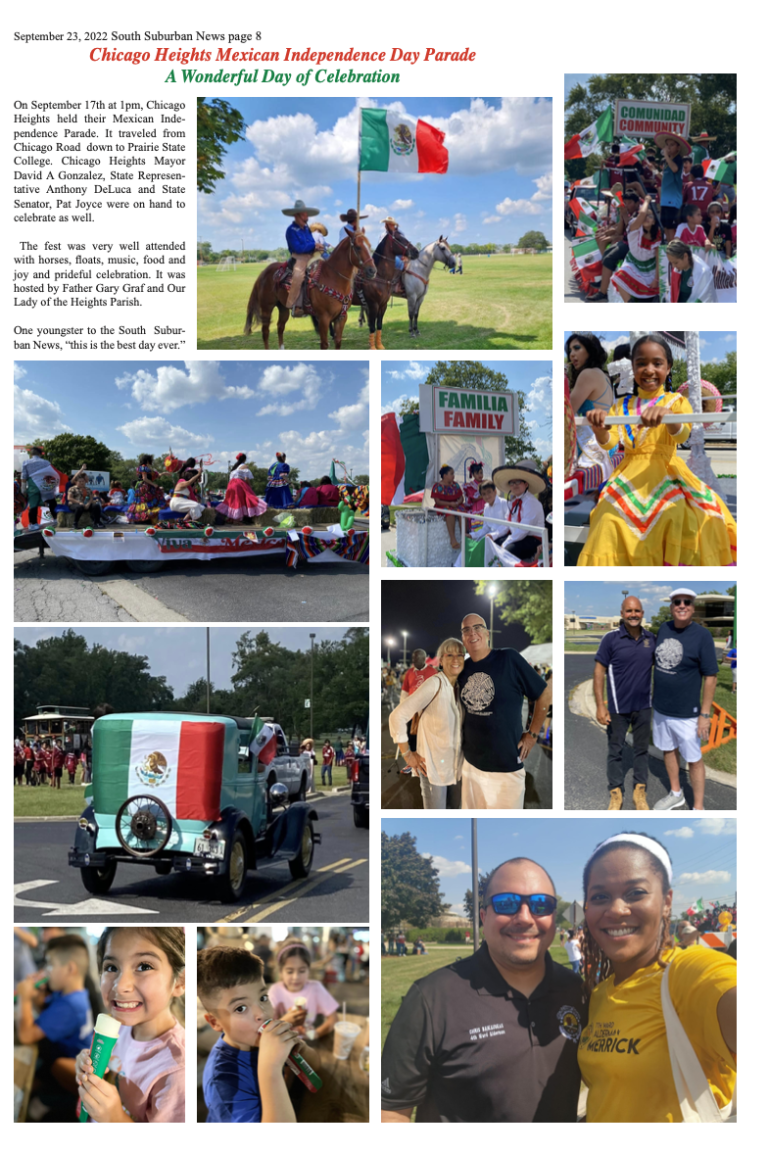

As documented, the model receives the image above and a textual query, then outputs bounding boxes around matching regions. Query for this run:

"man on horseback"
[339,208,368,244]
[380,216,410,296]
[283,199,324,317]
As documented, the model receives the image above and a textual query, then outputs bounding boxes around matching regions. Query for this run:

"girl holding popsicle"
[75,927,186,1122]
[270,939,339,1040]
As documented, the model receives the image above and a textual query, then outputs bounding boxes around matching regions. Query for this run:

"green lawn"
[14,784,89,818]
[381,944,570,1049]
[197,254,552,351]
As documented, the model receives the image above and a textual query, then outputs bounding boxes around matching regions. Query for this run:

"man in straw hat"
[338,207,367,245]
[690,130,716,167]
[490,460,547,562]
[282,199,324,316]
[655,132,691,241]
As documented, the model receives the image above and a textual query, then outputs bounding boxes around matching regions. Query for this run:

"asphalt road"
[14,550,369,623]
[564,655,736,811]
[14,796,369,923]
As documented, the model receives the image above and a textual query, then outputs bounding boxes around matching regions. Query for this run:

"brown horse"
[244,231,376,350]
[355,229,418,350]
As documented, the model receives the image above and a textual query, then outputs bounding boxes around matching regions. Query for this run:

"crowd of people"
[382,618,552,810]
[14,736,91,788]
[381,834,736,1123]
[567,331,737,566]
[567,130,736,303]
[16,447,368,533]
[14,926,185,1123]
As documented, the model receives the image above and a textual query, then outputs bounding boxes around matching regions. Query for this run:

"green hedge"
[403,927,474,943]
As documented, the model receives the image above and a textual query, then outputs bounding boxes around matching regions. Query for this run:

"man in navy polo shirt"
[381,857,585,1123]
[594,596,655,811]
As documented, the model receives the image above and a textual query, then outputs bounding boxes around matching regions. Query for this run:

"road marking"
[216,858,353,924]
[242,857,368,924]
[96,579,188,622]
[14,879,157,916]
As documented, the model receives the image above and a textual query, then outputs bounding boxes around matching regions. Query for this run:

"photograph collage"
[12,28,744,1128]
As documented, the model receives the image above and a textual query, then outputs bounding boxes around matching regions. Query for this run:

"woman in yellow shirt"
[578,832,736,1123]
[577,333,737,566]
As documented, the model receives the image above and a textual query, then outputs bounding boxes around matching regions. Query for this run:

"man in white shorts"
[652,589,718,811]
[457,613,551,809]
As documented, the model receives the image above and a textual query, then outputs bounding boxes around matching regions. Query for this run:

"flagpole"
[356,107,362,225]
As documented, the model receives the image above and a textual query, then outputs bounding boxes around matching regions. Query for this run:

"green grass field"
[381,944,570,1049]
[197,254,552,351]
[14,784,89,818]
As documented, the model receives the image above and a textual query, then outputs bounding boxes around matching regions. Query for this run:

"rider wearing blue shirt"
[282,199,323,315]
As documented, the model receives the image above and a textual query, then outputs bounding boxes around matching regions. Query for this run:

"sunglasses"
[672,598,693,606]
[485,892,558,917]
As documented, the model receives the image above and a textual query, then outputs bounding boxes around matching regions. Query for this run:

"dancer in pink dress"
[217,454,267,522]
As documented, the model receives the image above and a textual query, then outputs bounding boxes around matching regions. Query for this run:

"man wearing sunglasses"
[652,588,719,811]
[381,857,584,1123]
[457,613,551,809]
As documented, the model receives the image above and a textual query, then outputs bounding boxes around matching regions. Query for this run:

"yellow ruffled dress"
[577,387,737,567]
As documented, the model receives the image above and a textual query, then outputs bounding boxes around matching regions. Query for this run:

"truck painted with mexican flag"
[68,712,320,903]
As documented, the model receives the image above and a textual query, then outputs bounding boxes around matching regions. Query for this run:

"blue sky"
[381,359,553,459]
[14,627,354,696]
[14,360,369,481]
[565,331,737,364]
[198,97,552,252]
[382,816,737,917]
[563,581,735,620]
[565,74,597,101]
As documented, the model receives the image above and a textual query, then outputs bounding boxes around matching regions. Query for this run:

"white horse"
[402,236,455,337]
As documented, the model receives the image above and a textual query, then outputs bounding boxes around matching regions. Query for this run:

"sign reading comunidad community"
[614,98,691,139]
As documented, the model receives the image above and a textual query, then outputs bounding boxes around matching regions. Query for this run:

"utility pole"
[206,627,211,714]
[487,584,498,648]
[472,819,480,952]
[309,633,316,741]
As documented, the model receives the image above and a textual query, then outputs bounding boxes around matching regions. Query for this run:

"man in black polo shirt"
[593,596,656,811]
[457,613,551,810]
[381,857,585,1123]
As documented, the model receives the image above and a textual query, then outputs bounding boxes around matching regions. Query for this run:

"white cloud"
[116,416,213,450]
[532,172,553,201]
[115,361,254,413]
[381,392,419,416]
[387,361,427,381]
[255,363,324,417]
[454,835,464,840]
[448,904,467,915]
[664,826,695,838]
[14,384,72,442]
[14,364,27,382]
[677,870,731,884]
[423,854,471,878]
[723,333,736,343]
[256,428,367,480]
[453,213,467,233]
[527,376,553,416]
[482,215,502,224]
[495,196,542,217]
[391,198,414,211]
[330,383,369,433]
[699,818,736,837]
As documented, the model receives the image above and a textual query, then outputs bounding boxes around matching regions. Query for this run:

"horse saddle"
[273,259,316,316]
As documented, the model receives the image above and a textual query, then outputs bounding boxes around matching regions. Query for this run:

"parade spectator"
[665,239,717,302]
[656,133,689,242]
[344,743,356,781]
[682,162,718,220]
[593,597,655,811]
[396,930,407,957]
[564,930,582,973]
[399,649,438,752]
[50,739,65,790]
[653,590,719,811]
[335,740,344,767]
[587,191,641,302]
[321,740,334,786]
[269,938,339,1040]
[722,643,737,694]
[23,740,34,785]
[706,202,733,257]
[675,203,711,248]
[65,748,78,784]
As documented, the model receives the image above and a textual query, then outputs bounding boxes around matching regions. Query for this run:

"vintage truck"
[69,712,320,903]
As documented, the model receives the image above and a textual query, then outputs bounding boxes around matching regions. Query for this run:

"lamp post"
[487,584,499,648]
[206,627,211,714]
[472,818,480,952]
[402,631,409,666]
[385,636,395,664]
[309,633,316,741]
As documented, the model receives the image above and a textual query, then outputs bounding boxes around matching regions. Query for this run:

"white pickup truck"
[238,722,314,801]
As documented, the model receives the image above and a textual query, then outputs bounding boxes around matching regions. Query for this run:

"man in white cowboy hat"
[655,132,691,242]
[489,460,547,562]
[338,208,368,245]
[282,199,324,315]
[690,130,716,167]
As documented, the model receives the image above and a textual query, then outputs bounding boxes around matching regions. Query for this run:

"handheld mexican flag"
[360,109,448,174]
[705,153,737,184]
[249,716,278,765]
[568,198,598,237]
[564,108,613,160]
[618,136,645,166]
[92,716,225,821]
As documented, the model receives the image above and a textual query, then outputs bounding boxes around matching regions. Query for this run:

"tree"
[649,605,672,634]
[197,97,247,194]
[475,580,552,643]
[421,361,539,463]
[41,434,112,475]
[381,831,447,931]
[463,871,492,918]
[516,230,550,250]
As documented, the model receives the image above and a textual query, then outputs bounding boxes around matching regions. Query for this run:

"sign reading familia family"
[429,386,517,434]
[614,98,691,139]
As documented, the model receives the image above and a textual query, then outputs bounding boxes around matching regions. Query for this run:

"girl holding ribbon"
[578,333,737,566]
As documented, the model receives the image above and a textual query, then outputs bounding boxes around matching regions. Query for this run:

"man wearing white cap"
[652,589,719,811]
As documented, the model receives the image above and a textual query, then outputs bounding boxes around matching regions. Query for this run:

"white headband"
[590,834,673,885]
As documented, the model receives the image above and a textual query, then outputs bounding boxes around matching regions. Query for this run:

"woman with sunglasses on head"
[578,333,737,566]
[565,333,614,480]
[578,832,736,1123]
[388,638,465,810]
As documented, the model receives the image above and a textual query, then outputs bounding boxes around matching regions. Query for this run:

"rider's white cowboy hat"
[653,132,691,156]
[380,215,399,227]
[492,460,547,497]
[282,199,320,217]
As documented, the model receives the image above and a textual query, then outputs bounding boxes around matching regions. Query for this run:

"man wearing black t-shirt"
[381,857,585,1123]
[457,613,551,809]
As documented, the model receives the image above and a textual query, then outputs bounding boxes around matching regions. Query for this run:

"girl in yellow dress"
[578,333,737,566]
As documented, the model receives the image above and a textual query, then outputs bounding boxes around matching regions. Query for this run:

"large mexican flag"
[93,717,224,821]
[564,108,613,160]
[381,411,430,505]
[360,109,448,173]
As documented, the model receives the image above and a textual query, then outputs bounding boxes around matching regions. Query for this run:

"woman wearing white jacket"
[389,638,465,809]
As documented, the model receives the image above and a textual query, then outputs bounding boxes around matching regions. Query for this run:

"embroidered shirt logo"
[461,672,495,713]
[557,1005,582,1043]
